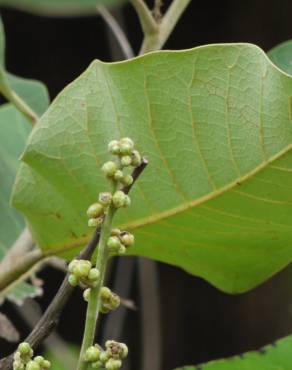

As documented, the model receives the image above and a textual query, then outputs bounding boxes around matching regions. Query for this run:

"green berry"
[107,236,121,252]
[131,150,142,167]
[110,293,121,310]
[83,288,91,302]
[100,304,110,314]
[99,192,112,206]
[108,140,120,155]
[113,170,124,182]
[120,233,135,247]
[42,360,51,369]
[34,356,44,365]
[88,268,100,282]
[88,216,104,228]
[87,203,104,219]
[68,274,78,287]
[119,138,134,155]
[84,346,100,362]
[105,359,122,370]
[121,174,133,186]
[99,351,109,363]
[120,137,134,150]
[13,360,24,370]
[92,361,103,368]
[102,161,118,177]
[121,155,132,167]
[26,360,40,370]
[18,342,31,356]
[112,191,126,208]
[123,195,131,208]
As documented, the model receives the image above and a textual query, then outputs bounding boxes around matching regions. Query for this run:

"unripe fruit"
[120,137,134,150]
[84,346,100,362]
[107,236,121,252]
[75,260,91,278]
[26,361,40,370]
[111,228,121,237]
[68,260,79,274]
[83,288,91,302]
[118,245,126,255]
[99,192,112,206]
[100,305,110,314]
[131,150,142,167]
[92,361,103,368]
[123,195,131,207]
[121,174,133,186]
[110,293,121,309]
[13,360,24,370]
[121,155,132,167]
[120,233,134,247]
[108,140,120,155]
[88,268,100,282]
[18,342,31,356]
[105,359,122,370]
[87,203,104,219]
[102,161,118,177]
[113,170,123,182]
[112,191,126,208]
[68,274,78,287]
[88,216,104,228]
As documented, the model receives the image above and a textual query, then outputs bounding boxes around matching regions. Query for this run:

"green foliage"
[0,0,125,16]
[12,43,292,293]
[268,40,292,76]
[175,335,292,369]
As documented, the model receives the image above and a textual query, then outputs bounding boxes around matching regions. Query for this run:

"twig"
[129,0,158,35]
[97,6,134,60]
[153,0,163,21]
[0,158,148,370]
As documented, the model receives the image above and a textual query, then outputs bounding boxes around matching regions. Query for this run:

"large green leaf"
[268,40,292,76]
[0,0,125,16]
[176,335,292,370]
[12,43,292,293]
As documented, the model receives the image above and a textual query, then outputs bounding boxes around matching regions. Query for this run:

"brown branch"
[0,158,148,370]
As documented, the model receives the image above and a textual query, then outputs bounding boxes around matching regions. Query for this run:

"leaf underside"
[175,335,292,370]
[268,40,292,76]
[12,43,292,293]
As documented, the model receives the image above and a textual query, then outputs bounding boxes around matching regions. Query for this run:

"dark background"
[2,1,292,369]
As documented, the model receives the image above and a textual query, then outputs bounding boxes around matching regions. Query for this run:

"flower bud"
[42,360,51,369]
[34,356,44,365]
[26,361,40,370]
[83,288,91,302]
[88,216,104,228]
[119,138,134,155]
[113,170,123,181]
[106,341,128,361]
[88,268,100,282]
[68,260,79,274]
[121,156,132,167]
[118,245,126,255]
[123,195,131,208]
[75,260,92,278]
[13,360,24,370]
[68,274,79,287]
[120,137,134,150]
[105,359,122,370]
[99,192,112,206]
[102,161,118,177]
[107,236,121,253]
[108,140,120,155]
[92,361,103,368]
[121,174,133,186]
[120,232,135,247]
[100,287,112,300]
[84,346,100,362]
[112,191,126,208]
[87,203,104,219]
[119,343,128,359]
[131,150,142,167]
[18,343,31,356]
[111,228,121,237]
[99,351,109,363]
[100,305,110,314]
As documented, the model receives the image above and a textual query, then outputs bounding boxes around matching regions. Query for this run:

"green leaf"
[0,0,125,16]
[175,335,292,370]
[268,40,292,76]
[12,43,292,293]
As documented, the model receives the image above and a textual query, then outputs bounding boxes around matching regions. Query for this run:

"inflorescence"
[13,342,51,370]
[67,138,142,369]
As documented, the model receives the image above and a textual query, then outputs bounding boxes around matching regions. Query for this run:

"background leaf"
[12,43,292,293]
[175,335,292,370]
[0,0,125,17]
[268,40,292,76]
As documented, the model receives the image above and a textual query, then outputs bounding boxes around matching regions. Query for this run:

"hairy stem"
[0,72,39,125]
[77,193,117,370]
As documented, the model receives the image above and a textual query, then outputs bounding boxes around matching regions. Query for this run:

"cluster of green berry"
[107,228,134,256]
[84,340,128,370]
[83,286,120,312]
[87,138,142,228]
[68,259,100,288]
[13,343,50,370]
